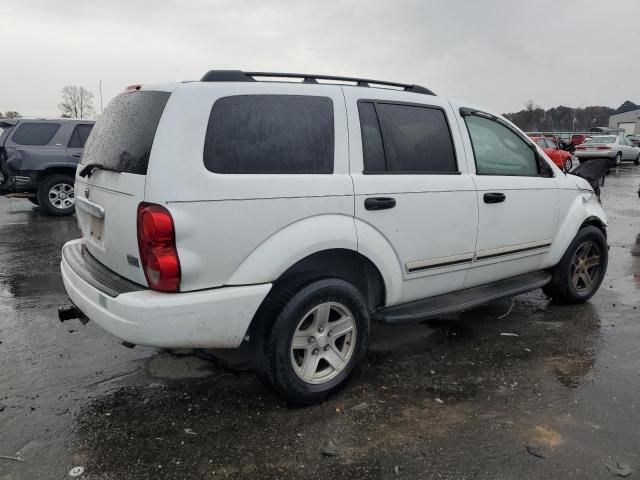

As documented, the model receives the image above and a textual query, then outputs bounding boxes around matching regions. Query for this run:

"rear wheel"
[634,153,639,166]
[613,152,622,166]
[543,226,608,304]
[563,157,572,172]
[253,278,370,406]
[37,175,75,216]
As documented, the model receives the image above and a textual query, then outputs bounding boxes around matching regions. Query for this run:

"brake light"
[137,203,180,292]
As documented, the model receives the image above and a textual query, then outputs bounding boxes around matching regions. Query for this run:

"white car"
[59,70,608,405]
[575,135,640,166]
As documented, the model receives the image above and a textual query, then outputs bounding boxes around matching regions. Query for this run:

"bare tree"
[2,111,21,118]
[58,86,95,118]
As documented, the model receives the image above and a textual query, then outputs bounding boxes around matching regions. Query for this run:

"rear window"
[584,136,616,144]
[11,123,60,146]
[81,91,170,175]
[68,124,94,149]
[204,95,334,174]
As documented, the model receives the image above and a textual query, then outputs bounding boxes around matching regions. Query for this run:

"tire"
[634,154,639,166]
[253,278,370,406]
[36,175,75,216]
[613,152,622,166]
[543,226,608,304]
[28,197,39,206]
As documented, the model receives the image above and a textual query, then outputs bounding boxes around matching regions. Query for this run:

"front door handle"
[365,197,396,211]
[483,192,506,204]
[72,153,82,158]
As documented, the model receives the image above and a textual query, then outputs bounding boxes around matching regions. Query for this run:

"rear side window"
[68,124,94,148]
[11,123,60,146]
[358,101,457,173]
[204,95,334,174]
[81,91,170,175]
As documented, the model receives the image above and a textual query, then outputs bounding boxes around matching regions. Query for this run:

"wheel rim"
[564,158,572,171]
[48,183,75,210]
[615,154,621,166]
[570,241,602,293]
[290,302,357,385]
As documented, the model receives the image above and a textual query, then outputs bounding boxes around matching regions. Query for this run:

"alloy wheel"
[290,302,357,385]
[570,241,601,293]
[48,183,75,210]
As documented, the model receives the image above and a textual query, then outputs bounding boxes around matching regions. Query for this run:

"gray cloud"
[2,0,639,117]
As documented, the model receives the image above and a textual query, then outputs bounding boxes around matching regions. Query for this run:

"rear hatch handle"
[78,163,121,178]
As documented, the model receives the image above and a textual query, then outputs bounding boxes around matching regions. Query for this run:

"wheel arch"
[37,166,77,183]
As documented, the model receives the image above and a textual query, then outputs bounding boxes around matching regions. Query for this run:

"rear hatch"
[0,120,18,182]
[75,88,171,286]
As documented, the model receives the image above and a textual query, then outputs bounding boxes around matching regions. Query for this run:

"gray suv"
[0,118,94,215]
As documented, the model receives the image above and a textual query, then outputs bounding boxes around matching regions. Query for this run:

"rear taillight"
[137,203,180,292]
[576,146,585,150]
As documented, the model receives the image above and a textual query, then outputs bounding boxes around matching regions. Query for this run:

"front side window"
[11,123,60,146]
[68,124,94,148]
[464,115,538,176]
[358,101,457,173]
[204,95,334,174]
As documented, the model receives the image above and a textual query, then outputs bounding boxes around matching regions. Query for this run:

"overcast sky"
[1,0,639,118]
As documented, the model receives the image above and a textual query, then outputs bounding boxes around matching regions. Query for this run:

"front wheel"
[254,278,370,406]
[543,226,608,304]
[36,175,75,216]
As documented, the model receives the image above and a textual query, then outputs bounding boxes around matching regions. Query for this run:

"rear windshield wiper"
[78,163,121,178]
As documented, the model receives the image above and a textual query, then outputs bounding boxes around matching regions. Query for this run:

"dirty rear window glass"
[204,95,334,174]
[11,123,60,146]
[81,91,170,175]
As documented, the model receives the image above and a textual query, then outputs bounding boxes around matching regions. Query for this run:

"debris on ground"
[500,332,519,337]
[184,428,198,435]
[68,466,84,477]
[525,445,546,459]
[351,402,369,411]
[435,398,444,404]
[321,440,339,457]
[0,454,25,462]
[606,461,633,478]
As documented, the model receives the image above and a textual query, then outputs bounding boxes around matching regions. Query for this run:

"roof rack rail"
[200,70,435,96]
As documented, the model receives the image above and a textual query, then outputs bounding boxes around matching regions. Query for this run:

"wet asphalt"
[1,166,639,480]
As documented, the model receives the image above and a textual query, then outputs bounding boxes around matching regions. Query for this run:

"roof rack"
[200,70,435,96]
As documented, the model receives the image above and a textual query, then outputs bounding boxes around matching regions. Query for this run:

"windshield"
[81,91,170,175]
[583,136,616,145]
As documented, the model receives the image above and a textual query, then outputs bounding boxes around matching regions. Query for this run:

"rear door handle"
[365,197,396,211]
[483,192,506,204]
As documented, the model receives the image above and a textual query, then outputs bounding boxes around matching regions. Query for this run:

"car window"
[358,102,386,172]
[204,95,334,174]
[464,115,538,176]
[67,124,94,148]
[546,139,557,149]
[534,138,546,148]
[11,123,60,146]
[583,136,616,144]
[364,102,457,173]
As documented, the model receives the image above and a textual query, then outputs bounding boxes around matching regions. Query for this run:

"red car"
[529,136,573,171]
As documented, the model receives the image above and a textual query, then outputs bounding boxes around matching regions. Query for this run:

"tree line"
[504,100,638,132]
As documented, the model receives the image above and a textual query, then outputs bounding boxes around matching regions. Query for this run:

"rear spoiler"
[0,119,18,128]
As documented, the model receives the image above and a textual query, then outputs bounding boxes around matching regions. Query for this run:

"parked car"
[530,136,573,171]
[0,118,94,215]
[575,135,640,166]
[571,134,590,145]
[58,70,609,405]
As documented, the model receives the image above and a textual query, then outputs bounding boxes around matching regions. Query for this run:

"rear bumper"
[60,239,272,348]
[574,151,616,160]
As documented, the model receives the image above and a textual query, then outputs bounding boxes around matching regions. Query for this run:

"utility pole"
[99,80,103,113]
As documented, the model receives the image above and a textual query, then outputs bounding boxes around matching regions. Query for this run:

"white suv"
[59,70,608,405]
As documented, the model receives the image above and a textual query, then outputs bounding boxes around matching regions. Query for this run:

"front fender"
[546,190,607,266]
[227,214,358,285]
